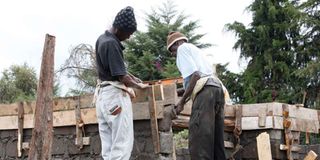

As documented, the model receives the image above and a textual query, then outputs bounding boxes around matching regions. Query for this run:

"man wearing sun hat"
[94,6,149,160]
[167,31,227,160]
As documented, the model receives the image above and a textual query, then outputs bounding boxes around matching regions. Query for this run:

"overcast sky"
[0,0,252,94]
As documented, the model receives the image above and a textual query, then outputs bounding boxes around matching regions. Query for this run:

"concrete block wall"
[0,121,163,160]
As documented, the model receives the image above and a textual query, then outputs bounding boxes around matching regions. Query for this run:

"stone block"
[90,135,101,154]
[159,154,172,160]
[6,138,17,157]
[160,132,173,154]
[158,106,174,132]
[52,136,68,155]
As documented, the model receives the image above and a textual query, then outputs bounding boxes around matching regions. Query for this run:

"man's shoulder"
[97,34,117,45]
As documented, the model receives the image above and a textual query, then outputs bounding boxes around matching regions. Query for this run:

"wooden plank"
[132,101,164,120]
[28,34,55,160]
[17,102,24,157]
[233,102,319,120]
[241,116,319,133]
[148,85,160,154]
[225,105,235,118]
[288,104,319,120]
[304,150,317,160]
[241,102,283,117]
[132,84,164,103]
[241,116,274,130]
[143,77,183,85]
[172,115,189,128]
[161,83,178,105]
[224,118,235,127]
[53,94,93,111]
[0,84,174,116]
[0,102,166,130]
[0,101,36,116]
[256,132,272,160]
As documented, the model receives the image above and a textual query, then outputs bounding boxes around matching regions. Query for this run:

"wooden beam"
[172,115,190,128]
[241,116,274,130]
[256,132,272,160]
[241,116,319,133]
[17,102,24,157]
[28,34,55,160]
[225,105,235,118]
[241,102,282,117]
[0,84,175,116]
[304,150,317,160]
[148,85,160,153]
[0,102,166,130]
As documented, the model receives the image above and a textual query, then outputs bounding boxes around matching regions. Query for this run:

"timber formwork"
[0,82,319,159]
[173,102,320,160]
[0,83,177,160]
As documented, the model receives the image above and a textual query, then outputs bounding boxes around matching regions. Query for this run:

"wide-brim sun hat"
[166,31,188,51]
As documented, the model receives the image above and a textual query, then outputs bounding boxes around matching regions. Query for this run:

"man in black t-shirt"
[94,6,148,160]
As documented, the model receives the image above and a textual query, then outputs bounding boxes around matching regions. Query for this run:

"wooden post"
[17,102,24,157]
[148,85,160,154]
[283,104,293,160]
[28,34,55,160]
[256,132,272,160]
[75,96,83,149]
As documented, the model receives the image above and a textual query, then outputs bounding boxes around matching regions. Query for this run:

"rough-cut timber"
[148,85,161,154]
[28,34,55,160]
[17,102,24,157]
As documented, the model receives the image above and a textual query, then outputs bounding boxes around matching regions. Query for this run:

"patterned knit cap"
[113,6,137,32]
[166,31,188,51]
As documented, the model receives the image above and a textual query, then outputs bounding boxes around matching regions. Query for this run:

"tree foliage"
[125,0,211,80]
[58,44,97,95]
[225,0,319,106]
[60,1,211,95]
[0,63,38,103]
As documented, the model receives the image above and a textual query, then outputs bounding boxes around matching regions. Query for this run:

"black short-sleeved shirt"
[95,31,127,81]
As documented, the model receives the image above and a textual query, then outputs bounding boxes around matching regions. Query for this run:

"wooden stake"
[17,102,24,157]
[256,132,272,160]
[148,85,160,153]
[305,132,310,145]
[75,96,83,149]
[28,34,55,160]
[283,104,293,160]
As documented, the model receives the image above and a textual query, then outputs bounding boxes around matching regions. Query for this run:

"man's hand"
[175,100,185,115]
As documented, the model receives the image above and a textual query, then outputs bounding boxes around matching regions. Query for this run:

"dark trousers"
[189,85,226,160]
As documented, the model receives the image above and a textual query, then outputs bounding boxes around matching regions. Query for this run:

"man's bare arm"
[119,74,148,89]
[175,71,201,114]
